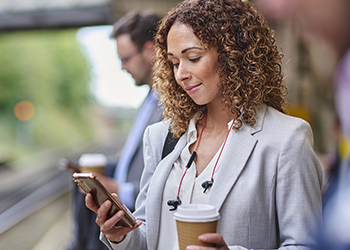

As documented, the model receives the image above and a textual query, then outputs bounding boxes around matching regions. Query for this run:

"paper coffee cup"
[78,154,107,175]
[174,204,220,250]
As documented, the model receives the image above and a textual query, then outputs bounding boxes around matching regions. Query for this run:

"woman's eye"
[170,62,179,68]
[189,57,200,63]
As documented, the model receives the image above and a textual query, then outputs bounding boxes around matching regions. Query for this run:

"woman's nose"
[176,64,190,82]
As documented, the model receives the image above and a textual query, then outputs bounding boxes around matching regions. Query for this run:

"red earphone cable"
[175,113,234,197]
[176,112,208,197]
[211,118,236,179]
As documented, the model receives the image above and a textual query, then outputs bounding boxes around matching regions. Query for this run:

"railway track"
[0,166,72,236]
[0,135,127,249]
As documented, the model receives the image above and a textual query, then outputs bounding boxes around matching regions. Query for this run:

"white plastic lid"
[174,204,220,222]
[78,154,107,167]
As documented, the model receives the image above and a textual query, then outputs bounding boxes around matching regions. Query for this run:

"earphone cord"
[210,118,236,179]
[176,112,208,197]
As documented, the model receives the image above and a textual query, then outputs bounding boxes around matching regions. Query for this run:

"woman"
[86,0,323,249]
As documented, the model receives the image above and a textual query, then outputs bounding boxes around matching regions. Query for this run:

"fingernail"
[199,235,206,241]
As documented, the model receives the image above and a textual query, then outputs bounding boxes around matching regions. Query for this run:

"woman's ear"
[142,40,156,63]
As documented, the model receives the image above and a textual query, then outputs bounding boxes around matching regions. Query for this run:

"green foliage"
[0,29,97,162]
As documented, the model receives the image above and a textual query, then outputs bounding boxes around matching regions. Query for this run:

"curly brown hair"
[153,0,287,138]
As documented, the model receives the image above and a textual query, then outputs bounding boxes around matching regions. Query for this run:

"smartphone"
[72,172,137,228]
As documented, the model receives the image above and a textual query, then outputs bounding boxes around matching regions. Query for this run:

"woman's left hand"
[186,233,229,250]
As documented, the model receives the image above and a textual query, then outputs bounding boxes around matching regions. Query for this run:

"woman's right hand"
[85,193,142,242]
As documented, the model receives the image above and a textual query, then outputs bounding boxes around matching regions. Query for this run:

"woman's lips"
[185,83,202,95]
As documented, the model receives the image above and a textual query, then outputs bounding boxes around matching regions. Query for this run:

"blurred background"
[0,0,341,249]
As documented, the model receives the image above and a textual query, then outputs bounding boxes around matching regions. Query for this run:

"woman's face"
[167,22,221,106]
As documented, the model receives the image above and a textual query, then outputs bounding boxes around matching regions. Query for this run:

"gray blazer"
[102,104,323,250]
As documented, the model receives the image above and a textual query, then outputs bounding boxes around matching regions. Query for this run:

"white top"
[157,113,234,250]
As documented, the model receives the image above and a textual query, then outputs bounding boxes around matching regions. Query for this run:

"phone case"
[72,172,137,228]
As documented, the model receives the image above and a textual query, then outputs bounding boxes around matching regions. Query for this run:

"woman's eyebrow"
[181,47,202,54]
[167,46,203,56]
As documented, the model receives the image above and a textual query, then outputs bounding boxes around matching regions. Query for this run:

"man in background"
[68,11,162,250]
[255,0,350,249]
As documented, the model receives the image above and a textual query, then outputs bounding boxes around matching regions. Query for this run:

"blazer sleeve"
[100,121,169,250]
[275,120,323,249]
[227,119,323,250]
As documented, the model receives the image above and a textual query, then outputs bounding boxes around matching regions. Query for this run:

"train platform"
[0,135,126,250]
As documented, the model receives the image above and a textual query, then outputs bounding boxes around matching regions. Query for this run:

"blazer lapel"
[209,104,266,211]
[146,134,187,250]
[209,129,257,211]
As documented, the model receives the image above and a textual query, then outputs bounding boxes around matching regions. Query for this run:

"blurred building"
[253,4,338,155]
[0,0,181,31]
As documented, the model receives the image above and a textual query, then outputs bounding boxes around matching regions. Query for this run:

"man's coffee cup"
[174,204,220,250]
[78,154,107,175]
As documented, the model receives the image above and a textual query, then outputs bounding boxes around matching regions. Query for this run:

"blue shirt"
[113,91,158,208]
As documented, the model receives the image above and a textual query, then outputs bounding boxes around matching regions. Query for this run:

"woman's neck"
[200,104,233,135]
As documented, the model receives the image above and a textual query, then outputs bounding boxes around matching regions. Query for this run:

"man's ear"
[142,40,156,63]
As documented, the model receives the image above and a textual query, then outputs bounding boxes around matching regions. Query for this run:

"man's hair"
[111,11,160,47]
